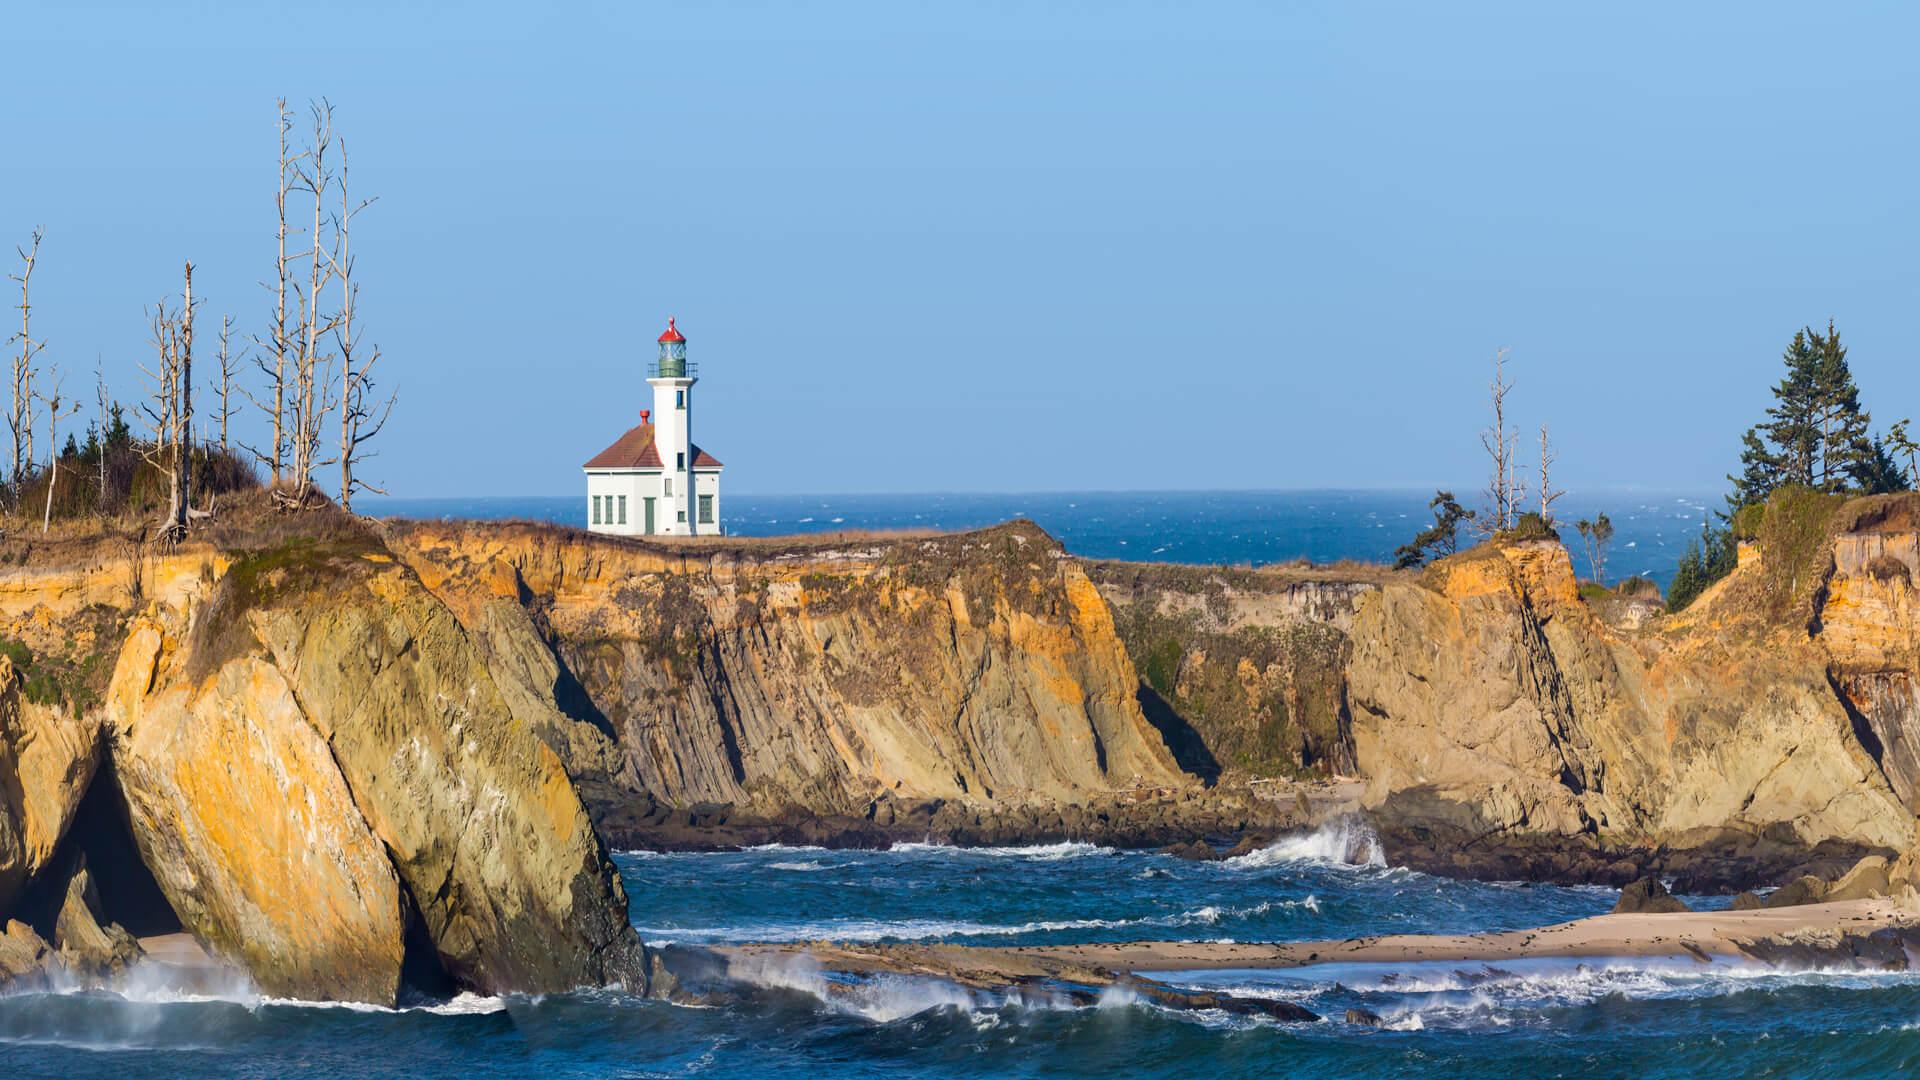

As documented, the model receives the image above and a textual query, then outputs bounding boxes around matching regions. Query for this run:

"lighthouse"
[581,317,725,536]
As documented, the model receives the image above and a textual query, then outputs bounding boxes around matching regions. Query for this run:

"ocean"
[363,489,1720,589]
[6,829,1918,1077]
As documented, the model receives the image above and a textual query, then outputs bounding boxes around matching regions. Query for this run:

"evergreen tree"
[104,402,131,450]
[1887,420,1920,488]
[1854,434,1912,495]
[1394,490,1476,569]
[1729,322,1880,512]
[1808,322,1873,491]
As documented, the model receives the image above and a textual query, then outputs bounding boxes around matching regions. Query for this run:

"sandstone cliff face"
[0,519,651,1003]
[1089,561,1378,780]
[0,656,102,916]
[106,619,408,1004]
[390,522,1187,822]
[1348,511,1920,877]
[239,548,645,994]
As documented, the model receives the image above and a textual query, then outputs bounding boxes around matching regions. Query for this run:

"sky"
[2,1,1916,498]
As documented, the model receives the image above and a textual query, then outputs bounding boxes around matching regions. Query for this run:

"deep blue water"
[6,828,1918,1077]
[365,489,1718,589]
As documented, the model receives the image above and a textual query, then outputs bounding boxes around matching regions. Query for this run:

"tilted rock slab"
[106,621,408,1004]
[245,553,647,995]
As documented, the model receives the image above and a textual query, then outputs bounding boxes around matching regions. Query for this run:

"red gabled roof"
[583,422,664,469]
[582,421,723,470]
[657,316,685,344]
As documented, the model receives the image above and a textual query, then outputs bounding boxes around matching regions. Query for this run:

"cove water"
[366,489,1716,589]
[6,828,1920,1077]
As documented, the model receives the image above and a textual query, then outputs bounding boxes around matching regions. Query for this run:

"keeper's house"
[582,317,723,536]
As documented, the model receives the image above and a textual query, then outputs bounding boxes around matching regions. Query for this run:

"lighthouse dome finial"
[657,316,686,345]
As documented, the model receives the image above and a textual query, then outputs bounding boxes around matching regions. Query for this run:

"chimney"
[641,409,651,424]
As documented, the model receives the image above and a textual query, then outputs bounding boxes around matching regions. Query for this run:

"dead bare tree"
[36,375,78,534]
[215,314,238,452]
[246,99,300,487]
[7,228,45,511]
[1537,423,1563,525]
[140,263,198,544]
[278,101,338,509]
[328,138,393,512]
[1478,348,1517,534]
[93,356,110,509]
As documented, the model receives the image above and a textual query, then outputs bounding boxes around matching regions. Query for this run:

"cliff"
[1088,560,1382,780]
[0,512,650,1004]
[1347,493,1920,886]
[6,489,1920,1002]
[383,520,1277,848]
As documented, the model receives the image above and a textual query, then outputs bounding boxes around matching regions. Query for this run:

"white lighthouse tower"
[649,317,697,532]
[581,316,724,536]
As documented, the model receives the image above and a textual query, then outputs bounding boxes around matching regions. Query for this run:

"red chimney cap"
[657,316,685,344]
[640,409,651,423]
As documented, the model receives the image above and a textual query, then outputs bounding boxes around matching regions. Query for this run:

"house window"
[676,389,685,409]
[698,494,714,524]
[664,477,673,497]
[678,509,687,523]
[591,495,601,525]
[618,495,627,524]
[676,451,685,469]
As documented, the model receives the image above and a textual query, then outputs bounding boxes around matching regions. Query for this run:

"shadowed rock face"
[0,656,103,916]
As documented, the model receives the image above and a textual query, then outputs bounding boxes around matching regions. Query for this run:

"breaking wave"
[1226,817,1386,869]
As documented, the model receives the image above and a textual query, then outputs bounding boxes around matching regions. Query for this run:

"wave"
[887,840,1113,860]
[637,897,1318,945]
[1226,818,1386,870]
[1171,956,1920,1033]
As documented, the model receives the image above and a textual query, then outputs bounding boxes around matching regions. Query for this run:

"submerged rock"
[1345,1006,1385,1027]
[1613,877,1690,914]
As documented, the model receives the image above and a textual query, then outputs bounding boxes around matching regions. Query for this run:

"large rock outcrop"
[238,544,646,994]
[1348,500,1920,882]
[106,619,409,1003]
[391,522,1188,828]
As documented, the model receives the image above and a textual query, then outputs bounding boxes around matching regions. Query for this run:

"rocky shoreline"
[5,490,1920,1003]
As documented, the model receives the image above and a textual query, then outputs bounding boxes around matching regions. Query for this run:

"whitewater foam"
[637,897,1315,946]
[1226,817,1386,869]
[887,840,1113,860]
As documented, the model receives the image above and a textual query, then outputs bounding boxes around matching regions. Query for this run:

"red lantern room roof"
[657,316,685,344]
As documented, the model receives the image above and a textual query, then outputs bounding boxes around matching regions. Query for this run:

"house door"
[643,497,655,535]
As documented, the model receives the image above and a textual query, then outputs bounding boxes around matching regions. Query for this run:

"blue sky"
[3,2,1916,497]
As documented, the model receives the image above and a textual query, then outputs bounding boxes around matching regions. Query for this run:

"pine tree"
[1761,329,1822,488]
[1395,490,1476,569]
[1730,322,1883,511]
[1807,322,1873,491]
